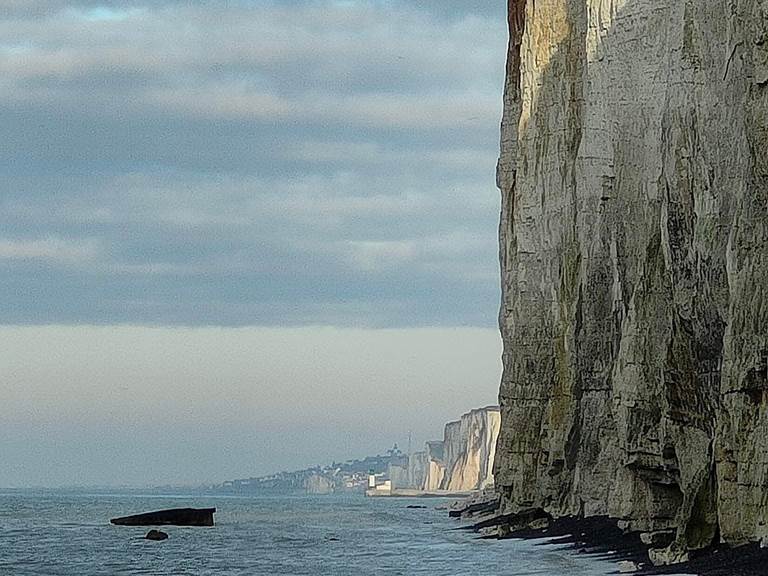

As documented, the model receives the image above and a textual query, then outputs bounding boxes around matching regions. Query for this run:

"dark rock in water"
[406,505,427,509]
[145,530,168,541]
[449,499,498,519]
[448,492,500,519]
[111,508,215,527]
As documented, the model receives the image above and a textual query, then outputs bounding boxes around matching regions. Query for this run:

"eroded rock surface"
[304,474,336,495]
[400,407,500,492]
[441,407,501,491]
[495,0,768,559]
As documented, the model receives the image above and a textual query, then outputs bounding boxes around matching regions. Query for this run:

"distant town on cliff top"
[216,406,500,497]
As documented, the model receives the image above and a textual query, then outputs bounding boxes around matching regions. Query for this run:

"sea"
[0,490,631,576]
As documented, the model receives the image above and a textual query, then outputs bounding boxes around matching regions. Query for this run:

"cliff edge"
[495,0,768,564]
[398,406,500,493]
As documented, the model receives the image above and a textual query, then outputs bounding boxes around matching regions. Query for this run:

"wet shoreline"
[450,497,768,576]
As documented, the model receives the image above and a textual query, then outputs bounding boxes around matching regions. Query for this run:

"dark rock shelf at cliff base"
[110,508,215,527]
[460,509,768,576]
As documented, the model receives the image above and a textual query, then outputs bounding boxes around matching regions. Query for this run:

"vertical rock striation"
[402,407,501,492]
[423,440,447,490]
[441,407,501,491]
[496,0,768,561]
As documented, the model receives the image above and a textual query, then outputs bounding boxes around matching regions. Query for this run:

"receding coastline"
[214,405,501,500]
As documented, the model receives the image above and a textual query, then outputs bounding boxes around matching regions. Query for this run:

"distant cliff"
[397,407,500,492]
[218,407,501,497]
[495,0,768,565]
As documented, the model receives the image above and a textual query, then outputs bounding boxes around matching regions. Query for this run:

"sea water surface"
[1,490,626,575]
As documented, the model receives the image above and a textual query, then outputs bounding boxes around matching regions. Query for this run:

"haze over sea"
[1,490,622,576]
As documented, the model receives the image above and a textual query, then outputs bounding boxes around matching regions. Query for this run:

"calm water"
[0,491,625,575]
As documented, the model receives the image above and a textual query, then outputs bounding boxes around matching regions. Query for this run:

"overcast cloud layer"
[1,2,508,487]
[1,0,507,327]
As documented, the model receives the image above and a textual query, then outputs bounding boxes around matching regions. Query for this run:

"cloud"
[0,0,507,328]
[0,2,503,114]
[0,237,99,263]
[65,6,146,21]
[146,84,293,120]
[346,240,417,272]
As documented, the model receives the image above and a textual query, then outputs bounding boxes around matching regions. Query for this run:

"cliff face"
[405,407,500,492]
[423,441,447,490]
[496,0,768,561]
[304,474,335,495]
[405,450,429,489]
[442,408,501,491]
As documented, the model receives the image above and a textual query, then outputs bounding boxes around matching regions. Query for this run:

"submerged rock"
[144,530,168,541]
[616,560,640,574]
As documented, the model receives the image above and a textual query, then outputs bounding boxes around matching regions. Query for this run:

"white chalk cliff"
[401,407,500,492]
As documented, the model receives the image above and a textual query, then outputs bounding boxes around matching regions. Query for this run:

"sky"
[0,1,509,487]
